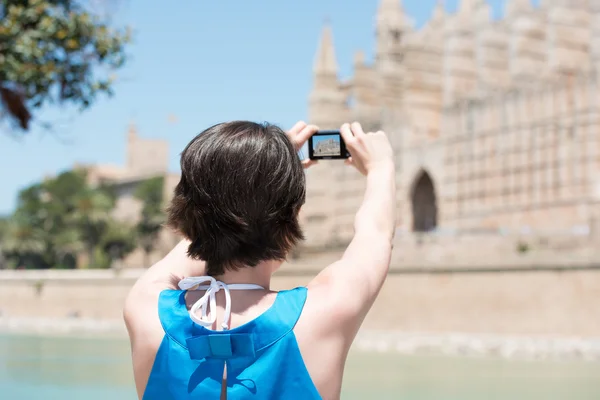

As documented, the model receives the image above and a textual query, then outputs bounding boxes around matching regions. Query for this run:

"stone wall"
[1,247,599,338]
[438,74,600,231]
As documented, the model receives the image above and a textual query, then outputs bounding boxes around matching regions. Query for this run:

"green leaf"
[0,0,131,132]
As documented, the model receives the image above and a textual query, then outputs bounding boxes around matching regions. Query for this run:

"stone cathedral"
[300,0,600,251]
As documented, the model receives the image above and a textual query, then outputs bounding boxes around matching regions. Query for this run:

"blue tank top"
[143,287,322,399]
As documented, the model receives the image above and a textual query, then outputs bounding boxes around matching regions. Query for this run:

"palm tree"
[1,219,46,268]
[100,220,136,270]
[134,177,165,267]
[3,169,124,269]
[52,228,84,269]
[0,217,9,269]
[70,188,114,268]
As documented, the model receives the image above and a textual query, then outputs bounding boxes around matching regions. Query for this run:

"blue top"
[143,287,322,399]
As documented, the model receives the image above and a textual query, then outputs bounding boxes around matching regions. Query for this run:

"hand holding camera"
[287,121,320,169]
[303,120,393,176]
[340,122,394,176]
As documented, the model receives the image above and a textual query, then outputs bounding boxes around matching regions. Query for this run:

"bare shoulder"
[124,258,182,339]
[124,260,180,399]
[124,239,207,346]
[124,239,203,334]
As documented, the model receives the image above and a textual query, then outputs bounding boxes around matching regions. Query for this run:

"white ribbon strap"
[178,276,264,331]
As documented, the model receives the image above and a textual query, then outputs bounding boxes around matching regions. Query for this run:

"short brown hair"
[167,121,305,276]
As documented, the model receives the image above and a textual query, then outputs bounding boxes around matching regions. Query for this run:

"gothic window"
[411,170,438,233]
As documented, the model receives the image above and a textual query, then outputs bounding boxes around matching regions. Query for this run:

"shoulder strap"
[158,289,200,348]
[251,287,308,351]
[271,287,308,330]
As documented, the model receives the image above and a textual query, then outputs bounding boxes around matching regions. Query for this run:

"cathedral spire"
[376,0,406,29]
[431,0,446,25]
[375,0,410,63]
[457,0,479,14]
[313,21,338,75]
[378,0,402,13]
[309,20,345,128]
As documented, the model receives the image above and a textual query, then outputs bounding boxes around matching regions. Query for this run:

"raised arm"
[308,122,396,332]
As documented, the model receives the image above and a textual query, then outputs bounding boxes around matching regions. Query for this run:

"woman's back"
[125,121,396,399]
[143,286,323,399]
[128,273,355,399]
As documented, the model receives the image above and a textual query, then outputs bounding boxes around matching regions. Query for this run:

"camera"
[308,130,350,160]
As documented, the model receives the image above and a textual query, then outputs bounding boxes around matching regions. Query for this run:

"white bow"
[179,276,264,331]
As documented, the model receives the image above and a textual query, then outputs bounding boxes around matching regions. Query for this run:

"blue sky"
[0,0,537,214]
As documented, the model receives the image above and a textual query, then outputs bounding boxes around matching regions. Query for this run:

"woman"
[124,121,396,399]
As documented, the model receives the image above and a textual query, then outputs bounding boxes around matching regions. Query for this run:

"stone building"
[302,0,600,252]
[77,123,180,267]
[314,137,341,156]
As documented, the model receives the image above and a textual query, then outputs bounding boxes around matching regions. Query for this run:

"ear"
[295,205,305,222]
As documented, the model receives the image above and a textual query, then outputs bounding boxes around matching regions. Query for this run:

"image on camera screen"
[312,135,341,157]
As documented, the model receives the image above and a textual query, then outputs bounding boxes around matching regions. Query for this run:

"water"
[1,334,599,399]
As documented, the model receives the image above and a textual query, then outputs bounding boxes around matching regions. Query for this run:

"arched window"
[410,170,438,232]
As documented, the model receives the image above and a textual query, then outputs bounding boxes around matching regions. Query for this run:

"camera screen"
[312,134,341,157]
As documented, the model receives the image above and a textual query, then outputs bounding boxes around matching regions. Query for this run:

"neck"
[215,259,282,289]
